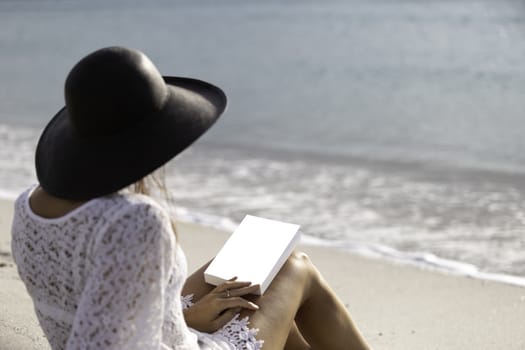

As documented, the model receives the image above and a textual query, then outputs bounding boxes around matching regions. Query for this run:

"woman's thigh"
[236,252,312,349]
[183,252,313,349]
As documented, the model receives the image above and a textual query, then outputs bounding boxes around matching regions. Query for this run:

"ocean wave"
[1,122,525,286]
[2,181,524,288]
[158,204,525,288]
[293,233,525,288]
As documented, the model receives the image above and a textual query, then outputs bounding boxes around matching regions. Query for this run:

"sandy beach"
[1,197,524,350]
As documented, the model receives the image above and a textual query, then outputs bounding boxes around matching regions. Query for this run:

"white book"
[204,215,301,295]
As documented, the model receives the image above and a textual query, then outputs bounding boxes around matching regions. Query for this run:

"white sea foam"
[0,189,19,200]
[170,206,238,232]
[300,234,525,288]
[1,122,524,287]
[0,123,38,196]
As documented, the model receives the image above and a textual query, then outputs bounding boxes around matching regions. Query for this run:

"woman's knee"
[280,251,326,307]
[283,251,319,284]
[289,251,312,269]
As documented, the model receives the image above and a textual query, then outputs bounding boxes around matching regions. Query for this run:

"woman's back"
[11,186,196,349]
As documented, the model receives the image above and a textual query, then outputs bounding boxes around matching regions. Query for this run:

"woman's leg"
[183,259,311,349]
[284,323,311,350]
[183,252,369,350]
[239,251,369,350]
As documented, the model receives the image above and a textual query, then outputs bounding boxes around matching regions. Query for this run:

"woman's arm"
[66,202,174,349]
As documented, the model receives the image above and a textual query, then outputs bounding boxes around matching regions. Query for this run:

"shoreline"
[2,122,525,281]
[1,197,525,349]
[299,234,525,289]
[140,193,525,289]
[2,190,525,289]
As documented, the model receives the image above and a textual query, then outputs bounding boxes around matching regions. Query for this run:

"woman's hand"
[183,279,260,333]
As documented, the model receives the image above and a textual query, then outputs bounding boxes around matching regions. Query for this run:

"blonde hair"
[132,167,178,239]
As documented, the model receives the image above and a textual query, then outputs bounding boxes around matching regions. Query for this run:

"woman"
[11,46,370,350]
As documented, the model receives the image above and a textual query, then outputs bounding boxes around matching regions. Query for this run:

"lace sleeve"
[65,201,175,350]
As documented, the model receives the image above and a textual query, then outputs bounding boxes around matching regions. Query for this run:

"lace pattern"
[11,187,201,349]
[12,185,264,350]
[181,295,264,350]
[181,294,196,310]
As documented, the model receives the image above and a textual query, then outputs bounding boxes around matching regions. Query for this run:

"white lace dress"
[11,186,263,350]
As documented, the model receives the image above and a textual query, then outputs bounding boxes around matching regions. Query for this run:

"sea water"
[1,0,525,284]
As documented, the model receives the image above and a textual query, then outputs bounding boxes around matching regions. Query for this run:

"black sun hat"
[35,46,227,200]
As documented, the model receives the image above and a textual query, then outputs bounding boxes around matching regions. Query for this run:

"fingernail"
[250,302,259,309]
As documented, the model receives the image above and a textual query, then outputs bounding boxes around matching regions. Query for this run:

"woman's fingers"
[214,280,251,293]
[214,280,261,298]
[219,296,259,311]
[224,283,260,298]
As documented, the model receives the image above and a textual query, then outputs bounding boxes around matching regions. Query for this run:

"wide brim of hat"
[36,76,227,200]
